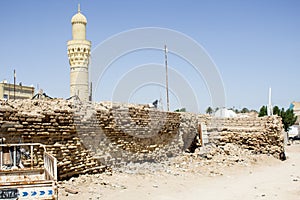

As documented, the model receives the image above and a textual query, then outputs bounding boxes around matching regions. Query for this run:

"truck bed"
[0,143,58,199]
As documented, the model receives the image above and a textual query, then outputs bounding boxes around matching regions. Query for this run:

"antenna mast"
[164,45,170,112]
[13,69,16,100]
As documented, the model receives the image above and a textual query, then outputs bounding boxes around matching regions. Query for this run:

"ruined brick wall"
[205,116,284,158]
[0,100,106,179]
[0,100,191,178]
[79,102,184,167]
[0,99,284,179]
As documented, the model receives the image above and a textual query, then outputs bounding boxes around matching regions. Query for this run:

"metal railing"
[0,143,42,170]
[0,143,57,181]
[44,151,57,181]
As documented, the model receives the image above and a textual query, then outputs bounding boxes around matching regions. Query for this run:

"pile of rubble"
[105,142,266,177]
[58,142,272,199]
[190,143,262,174]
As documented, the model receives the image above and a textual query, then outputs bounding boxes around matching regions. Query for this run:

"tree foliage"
[258,105,297,131]
[206,106,213,115]
[174,108,186,112]
[281,108,297,131]
[273,106,280,115]
[258,105,267,117]
[241,107,250,113]
[233,107,255,114]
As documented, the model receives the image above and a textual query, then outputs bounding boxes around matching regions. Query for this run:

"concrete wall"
[0,99,284,179]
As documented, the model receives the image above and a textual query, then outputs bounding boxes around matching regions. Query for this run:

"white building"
[0,81,34,100]
[291,102,300,125]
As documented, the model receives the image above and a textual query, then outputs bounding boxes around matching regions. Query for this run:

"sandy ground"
[59,144,300,200]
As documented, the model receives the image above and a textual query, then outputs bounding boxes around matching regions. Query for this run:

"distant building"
[290,102,300,125]
[0,81,34,100]
[214,108,237,118]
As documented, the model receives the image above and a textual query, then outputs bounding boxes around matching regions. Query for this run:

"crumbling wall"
[79,102,184,167]
[0,100,106,179]
[0,99,284,179]
[0,100,194,178]
[205,116,284,158]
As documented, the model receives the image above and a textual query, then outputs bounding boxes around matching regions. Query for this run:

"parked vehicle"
[288,125,300,140]
[0,143,58,199]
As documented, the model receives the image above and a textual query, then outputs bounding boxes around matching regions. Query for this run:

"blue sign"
[22,191,28,197]
[21,189,53,197]
[48,190,53,195]
[40,190,45,196]
[31,191,37,196]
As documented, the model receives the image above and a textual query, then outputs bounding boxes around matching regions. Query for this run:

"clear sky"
[0,0,299,113]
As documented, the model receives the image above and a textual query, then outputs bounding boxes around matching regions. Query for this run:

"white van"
[288,125,300,139]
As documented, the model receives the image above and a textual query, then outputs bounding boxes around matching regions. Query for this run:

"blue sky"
[0,1,299,113]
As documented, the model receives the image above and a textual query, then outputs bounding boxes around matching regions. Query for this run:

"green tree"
[206,106,213,115]
[258,105,267,117]
[241,107,249,113]
[273,105,281,115]
[281,108,297,131]
[174,108,186,112]
[258,105,297,131]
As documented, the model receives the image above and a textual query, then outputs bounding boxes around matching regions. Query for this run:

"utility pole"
[267,87,273,116]
[89,82,92,101]
[13,69,16,100]
[164,45,170,112]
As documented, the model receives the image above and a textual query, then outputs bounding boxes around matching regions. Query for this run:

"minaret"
[67,4,91,101]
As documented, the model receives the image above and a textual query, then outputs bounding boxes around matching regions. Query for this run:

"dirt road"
[59,144,300,200]
[163,144,300,200]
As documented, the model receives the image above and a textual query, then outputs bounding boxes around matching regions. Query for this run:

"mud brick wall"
[78,102,192,168]
[0,100,106,179]
[0,99,285,179]
[205,116,284,158]
[0,100,196,177]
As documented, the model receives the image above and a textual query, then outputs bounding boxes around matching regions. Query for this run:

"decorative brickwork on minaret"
[67,4,91,101]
